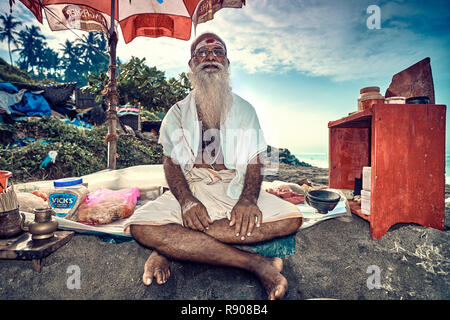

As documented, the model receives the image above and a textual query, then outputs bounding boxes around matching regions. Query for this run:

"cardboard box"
[361,190,371,215]
[362,166,371,191]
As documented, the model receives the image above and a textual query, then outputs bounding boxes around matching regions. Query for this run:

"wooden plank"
[0,231,74,261]
[348,200,370,222]
[32,258,45,273]
[329,127,371,190]
[370,104,446,239]
[328,108,373,128]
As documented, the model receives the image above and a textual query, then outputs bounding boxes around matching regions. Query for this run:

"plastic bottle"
[48,177,88,220]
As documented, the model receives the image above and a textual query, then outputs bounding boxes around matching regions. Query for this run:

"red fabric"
[42,0,198,42]
[120,13,192,43]
[43,0,119,19]
[266,186,305,205]
[19,0,43,23]
[26,0,244,43]
[184,0,202,16]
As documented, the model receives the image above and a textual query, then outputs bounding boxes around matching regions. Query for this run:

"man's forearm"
[239,156,264,204]
[163,156,194,205]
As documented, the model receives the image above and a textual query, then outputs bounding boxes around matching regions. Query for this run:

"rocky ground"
[0,164,448,301]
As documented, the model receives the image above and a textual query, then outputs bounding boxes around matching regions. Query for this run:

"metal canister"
[0,207,24,239]
[21,207,58,240]
[405,96,430,104]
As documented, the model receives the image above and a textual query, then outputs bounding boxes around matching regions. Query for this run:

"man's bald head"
[190,32,227,58]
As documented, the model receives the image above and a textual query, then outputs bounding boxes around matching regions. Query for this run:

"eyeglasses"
[195,47,226,58]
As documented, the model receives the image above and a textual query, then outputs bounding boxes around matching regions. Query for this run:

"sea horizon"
[294,152,450,185]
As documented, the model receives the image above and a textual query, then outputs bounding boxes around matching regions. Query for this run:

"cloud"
[2,0,449,82]
[202,0,450,81]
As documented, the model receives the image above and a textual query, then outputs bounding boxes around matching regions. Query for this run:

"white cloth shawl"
[158,92,267,199]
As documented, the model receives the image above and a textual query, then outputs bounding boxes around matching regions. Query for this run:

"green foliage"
[0,13,109,85]
[84,56,191,113]
[1,13,187,103]
[140,110,162,120]
[59,33,109,85]
[0,13,22,66]
[13,25,46,74]
[0,117,163,183]
[0,57,35,83]
[116,135,163,169]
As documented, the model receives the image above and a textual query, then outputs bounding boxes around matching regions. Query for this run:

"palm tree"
[78,32,109,78]
[60,39,84,82]
[0,13,22,66]
[40,46,61,80]
[13,25,46,73]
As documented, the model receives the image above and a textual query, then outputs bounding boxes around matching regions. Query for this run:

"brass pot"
[0,207,24,239]
[22,208,58,240]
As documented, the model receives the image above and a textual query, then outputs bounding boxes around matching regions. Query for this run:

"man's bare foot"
[142,250,171,285]
[271,257,283,273]
[253,256,287,300]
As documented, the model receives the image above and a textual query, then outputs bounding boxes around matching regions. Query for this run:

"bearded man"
[128,33,303,300]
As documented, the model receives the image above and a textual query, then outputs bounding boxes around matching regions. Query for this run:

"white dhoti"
[124,167,302,232]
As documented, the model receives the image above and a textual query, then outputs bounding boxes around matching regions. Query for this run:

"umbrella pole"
[106,0,118,170]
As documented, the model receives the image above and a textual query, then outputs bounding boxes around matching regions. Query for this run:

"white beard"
[188,60,233,129]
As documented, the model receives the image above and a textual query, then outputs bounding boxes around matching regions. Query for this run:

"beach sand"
[0,164,448,300]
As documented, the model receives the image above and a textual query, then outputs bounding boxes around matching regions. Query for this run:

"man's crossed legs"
[130,216,302,300]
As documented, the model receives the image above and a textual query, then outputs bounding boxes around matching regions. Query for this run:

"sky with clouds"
[1,0,449,155]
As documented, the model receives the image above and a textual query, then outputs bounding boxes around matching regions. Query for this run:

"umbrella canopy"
[10,0,43,23]
[18,0,245,42]
[11,0,246,169]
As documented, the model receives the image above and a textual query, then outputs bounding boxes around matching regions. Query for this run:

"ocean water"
[294,153,329,169]
[295,152,450,185]
[446,153,450,185]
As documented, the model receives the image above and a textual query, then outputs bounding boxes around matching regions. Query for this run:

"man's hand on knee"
[181,196,213,232]
[230,198,263,241]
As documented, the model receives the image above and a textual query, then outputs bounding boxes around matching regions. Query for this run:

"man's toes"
[143,267,154,285]
[269,283,287,300]
[264,273,287,300]
[142,273,153,286]
[164,269,171,283]
[268,287,281,300]
[156,269,165,284]
[142,252,171,286]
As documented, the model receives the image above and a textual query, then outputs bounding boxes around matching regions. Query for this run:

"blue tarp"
[0,82,19,94]
[10,91,51,117]
[61,118,93,129]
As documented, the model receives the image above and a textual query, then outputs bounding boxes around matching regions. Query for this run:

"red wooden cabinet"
[328,104,446,239]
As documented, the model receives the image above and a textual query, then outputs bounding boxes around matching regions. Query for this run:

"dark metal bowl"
[306,190,341,214]
[307,190,341,202]
[405,96,430,104]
